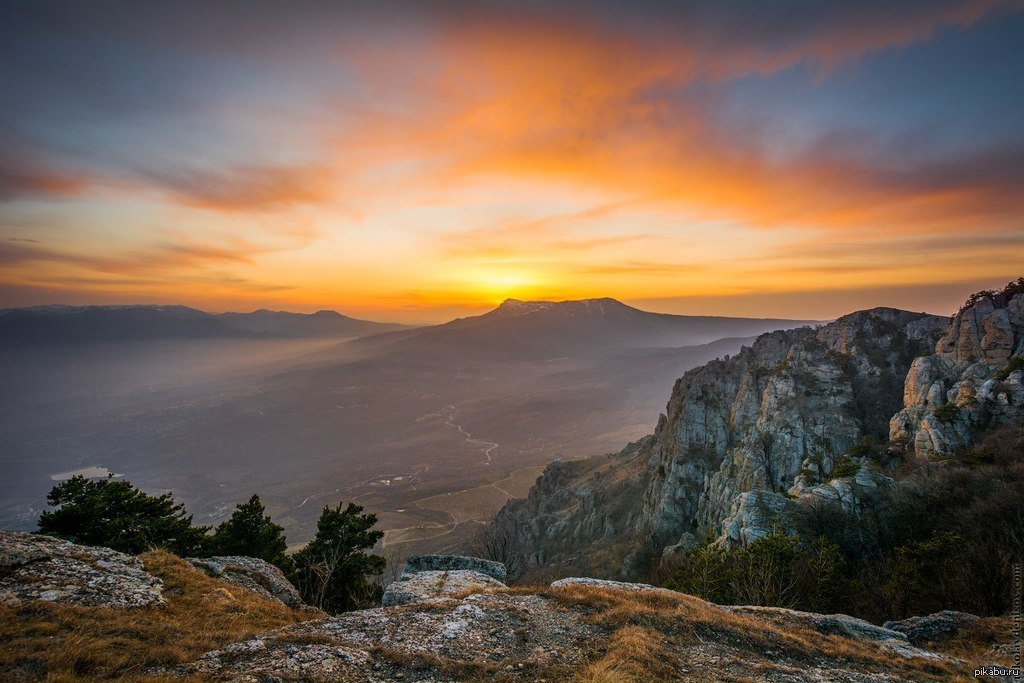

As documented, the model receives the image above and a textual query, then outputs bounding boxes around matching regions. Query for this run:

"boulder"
[381,569,505,606]
[188,556,302,608]
[550,576,677,596]
[0,530,164,608]
[402,554,507,582]
[883,610,980,645]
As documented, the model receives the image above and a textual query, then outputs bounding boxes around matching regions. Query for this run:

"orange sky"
[2,1,1023,323]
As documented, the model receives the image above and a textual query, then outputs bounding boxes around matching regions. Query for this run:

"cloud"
[136,164,338,212]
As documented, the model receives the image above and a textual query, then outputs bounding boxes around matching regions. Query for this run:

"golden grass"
[547,584,974,682]
[0,550,321,682]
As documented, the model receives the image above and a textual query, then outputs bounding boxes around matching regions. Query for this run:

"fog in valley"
[0,301,811,556]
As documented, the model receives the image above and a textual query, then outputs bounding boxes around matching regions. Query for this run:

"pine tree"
[38,475,207,555]
[207,494,292,572]
[291,502,386,613]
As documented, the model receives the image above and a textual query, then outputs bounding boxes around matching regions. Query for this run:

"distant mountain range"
[0,298,819,350]
[0,305,406,346]
[356,297,820,360]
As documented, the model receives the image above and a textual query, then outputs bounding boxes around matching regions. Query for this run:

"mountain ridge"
[0,304,405,346]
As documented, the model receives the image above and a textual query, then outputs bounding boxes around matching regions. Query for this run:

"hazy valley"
[0,300,814,556]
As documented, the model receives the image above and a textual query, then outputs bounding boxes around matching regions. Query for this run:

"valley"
[0,300,813,557]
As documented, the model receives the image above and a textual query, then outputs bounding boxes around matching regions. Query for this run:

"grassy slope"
[0,551,322,682]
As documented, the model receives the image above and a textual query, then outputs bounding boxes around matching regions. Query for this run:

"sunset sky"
[2,0,1023,323]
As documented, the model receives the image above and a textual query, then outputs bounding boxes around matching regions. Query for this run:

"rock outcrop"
[188,555,303,608]
[382,554,508,606]
[498,308,947,577]
[890,288,1024,458]
[382,569,506,606]
[403,554,507,582]
[174,577,970,682]
[0,530,165,608]
[884,610,981,646]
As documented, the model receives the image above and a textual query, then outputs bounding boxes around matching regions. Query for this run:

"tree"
[291,502,386,613]
[467,517,527,584]
[38,475,207,555]
[205,494,292,572]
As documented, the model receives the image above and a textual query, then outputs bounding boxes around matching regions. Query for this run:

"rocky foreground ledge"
[1,531,1018,682]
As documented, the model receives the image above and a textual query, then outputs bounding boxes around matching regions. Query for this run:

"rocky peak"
[497,307,948,577]
[494,297,630,318]
[891,284,1024,459]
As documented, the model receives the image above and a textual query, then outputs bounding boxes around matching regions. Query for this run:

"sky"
[1,0,1023,323]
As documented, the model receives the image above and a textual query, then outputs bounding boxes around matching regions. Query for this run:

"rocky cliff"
[891,285,1024,458]
[499,306,955,577]
[503,283,1024,581]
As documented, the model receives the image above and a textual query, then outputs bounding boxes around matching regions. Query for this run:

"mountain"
[0,305,402,347]
[0,305,249,346]
[356,297,820,361]
[216,309,406,338]
[498,281,1024,583]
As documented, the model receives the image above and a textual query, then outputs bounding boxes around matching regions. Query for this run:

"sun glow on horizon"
[1,2,1023,321]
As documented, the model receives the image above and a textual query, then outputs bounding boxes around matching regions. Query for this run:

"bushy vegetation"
[37,478,385,614]
[38,476,208,556]
[201,494,292,573]
[664,532,847,614]
[959,276,1024,312]
[291,502,386,612]
[663,426,1024,622]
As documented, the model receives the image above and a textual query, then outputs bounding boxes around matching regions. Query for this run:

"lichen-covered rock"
[549,576,676,596]
[728,606,949,661]
[175,580,960,682]
[176,591,600,681]
[188,555,302,608]
[0,530,164,608]
[884,610,980,646]
[403,554,507,582]
[382,569,505,606]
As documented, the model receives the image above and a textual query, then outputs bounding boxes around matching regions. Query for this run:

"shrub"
[933,403,960,423]
[291,501,386,613]
[203,494,292,573]
[38,476,207,555]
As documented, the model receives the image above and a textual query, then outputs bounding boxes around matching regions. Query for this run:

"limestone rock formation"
[403,554,507,582]
[188,555,303,608]
[498,308,946,577]
[177,591,601,681]
[174,577,964,682]
[382,569,506,606]
[0,530,164,608]
[890,289,1024,458]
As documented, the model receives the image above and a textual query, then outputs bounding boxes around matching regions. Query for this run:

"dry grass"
[548,584,978,682]
[0,550,321,682]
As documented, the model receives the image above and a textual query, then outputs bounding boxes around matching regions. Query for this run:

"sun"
[456,268,545,304]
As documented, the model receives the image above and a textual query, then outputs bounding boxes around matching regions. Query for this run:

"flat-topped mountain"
[360,297,819,360]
